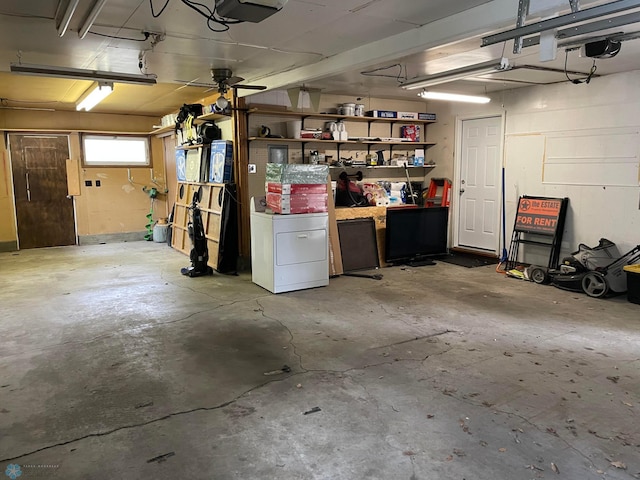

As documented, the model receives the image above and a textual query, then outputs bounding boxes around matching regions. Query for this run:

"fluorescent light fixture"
[9,63,157,85]
[76,82,113,111]
[79,0,108,39]
[401,58,511,90]
[419,91,491,104]
[57,0,80,37]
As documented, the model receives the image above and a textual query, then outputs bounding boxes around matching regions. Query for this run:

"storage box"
[623,264,640,304]
[209,140,234,183]
[366,110,397,118]
[176,149,187,181]
[265,164,329,184]
[398,111,418,120]
[184,147,209,183]
[400,125,420,142]
[267,183,328,195]
[300,129,322,139]
[266,192,328,214]
[418,112,437,121]
[413,148,425,166]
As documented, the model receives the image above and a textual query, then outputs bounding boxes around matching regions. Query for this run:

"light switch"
[248,164,257,174]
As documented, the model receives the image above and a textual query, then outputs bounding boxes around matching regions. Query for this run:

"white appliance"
[250,199,328,293]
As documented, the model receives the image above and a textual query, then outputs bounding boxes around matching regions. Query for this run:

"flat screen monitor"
[385,206,448,264]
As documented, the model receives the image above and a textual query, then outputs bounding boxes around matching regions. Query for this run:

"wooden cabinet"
[172,181,239,274]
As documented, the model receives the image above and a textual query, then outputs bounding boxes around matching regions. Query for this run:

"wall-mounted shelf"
[247,108,436,125]
[247,136,435,157]
[329,165,436,170]
[151,112,231,135]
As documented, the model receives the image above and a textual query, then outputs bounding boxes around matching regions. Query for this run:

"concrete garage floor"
[0,243,639,480]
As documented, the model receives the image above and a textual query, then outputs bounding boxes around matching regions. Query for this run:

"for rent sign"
[514,197,563,235]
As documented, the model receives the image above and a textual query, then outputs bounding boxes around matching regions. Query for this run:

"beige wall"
[0,109,169,248]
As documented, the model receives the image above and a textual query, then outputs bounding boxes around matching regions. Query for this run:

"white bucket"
[153,223,168,243]
[286,120,302,139]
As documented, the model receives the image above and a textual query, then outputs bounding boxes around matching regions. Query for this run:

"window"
[82,135,150,167]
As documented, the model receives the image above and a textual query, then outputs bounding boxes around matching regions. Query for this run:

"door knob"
[460,188,465,194]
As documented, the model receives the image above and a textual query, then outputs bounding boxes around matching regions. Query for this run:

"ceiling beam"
[236,0,524,96]
[482,0,640,47]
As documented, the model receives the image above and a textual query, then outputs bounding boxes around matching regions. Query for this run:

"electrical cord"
[564,49,597,84]
[150,0,171,18]
[361,64,406,83]
[88,31,151,42]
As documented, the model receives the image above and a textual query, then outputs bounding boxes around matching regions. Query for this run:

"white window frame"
[82,134,150,167]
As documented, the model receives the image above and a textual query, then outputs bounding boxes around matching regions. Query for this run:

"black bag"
[197,122,222,143]
[335,174,368,207]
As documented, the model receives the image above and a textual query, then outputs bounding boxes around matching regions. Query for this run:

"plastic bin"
[623,264,640,304]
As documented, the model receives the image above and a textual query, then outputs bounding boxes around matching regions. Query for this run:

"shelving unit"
[150,112,231,136]
[246,108,436,157]
[329,164,436,170]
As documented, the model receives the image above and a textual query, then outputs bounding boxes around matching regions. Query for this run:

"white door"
[456,116,502,253]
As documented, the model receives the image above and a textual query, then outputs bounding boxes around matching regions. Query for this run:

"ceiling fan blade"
[226,75,245,86]
[231,84,267,90]
[174,79,215,88]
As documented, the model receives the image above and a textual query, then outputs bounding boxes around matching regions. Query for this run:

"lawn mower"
[529,238,640,298]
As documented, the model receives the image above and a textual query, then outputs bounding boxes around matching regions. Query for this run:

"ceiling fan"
[213,68,267,109]
[177,68,267,110]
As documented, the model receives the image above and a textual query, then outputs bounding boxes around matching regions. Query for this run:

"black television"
[385,206,449,265]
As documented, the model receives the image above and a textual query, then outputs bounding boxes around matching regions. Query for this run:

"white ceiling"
[1,0,640,115]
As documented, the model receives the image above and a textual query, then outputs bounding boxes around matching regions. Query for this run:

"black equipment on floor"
[531,239,640,298]
[506,196,569,271]
[181,188,213,277]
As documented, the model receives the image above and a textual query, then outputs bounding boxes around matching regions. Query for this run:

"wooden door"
[9,134,76,249]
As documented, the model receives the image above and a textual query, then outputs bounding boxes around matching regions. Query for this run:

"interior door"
[9,134,76,249]
[456,117,501,253]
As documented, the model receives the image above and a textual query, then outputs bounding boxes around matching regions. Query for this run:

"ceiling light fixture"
[400,58,511,90]
[76,82,113,111]
[419,91,491,104]
[215,94,229,110]
[57,0,80,37]
[9,63,157,85]
[78,0,108,39]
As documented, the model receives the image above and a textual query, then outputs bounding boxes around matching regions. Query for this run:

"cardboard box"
[418,112,437,121]
[266,192,328,214]
[398,111,418,120]
[184,147,207,182]
[400,125,420,142]
[365,110,397,118]
[413,148,425,167]
[176,149,187,182]
[267,183,328,195]
[209,140,233,183]
[265,164,330,184]
[300,129,322,139]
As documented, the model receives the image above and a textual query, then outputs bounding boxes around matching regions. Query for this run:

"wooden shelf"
[247,137,435,147]
[151,112,230,135]
[248,108,436,124]
[329,165,436,169]
[150,125,174,135]
[199,112,231,122]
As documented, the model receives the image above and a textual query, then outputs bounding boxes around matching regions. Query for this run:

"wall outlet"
[248,164,257,174]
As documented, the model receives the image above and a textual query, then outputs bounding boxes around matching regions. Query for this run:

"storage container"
[623,264,640,304]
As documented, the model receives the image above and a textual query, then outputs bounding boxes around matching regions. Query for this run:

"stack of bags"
[265,164,329,214]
